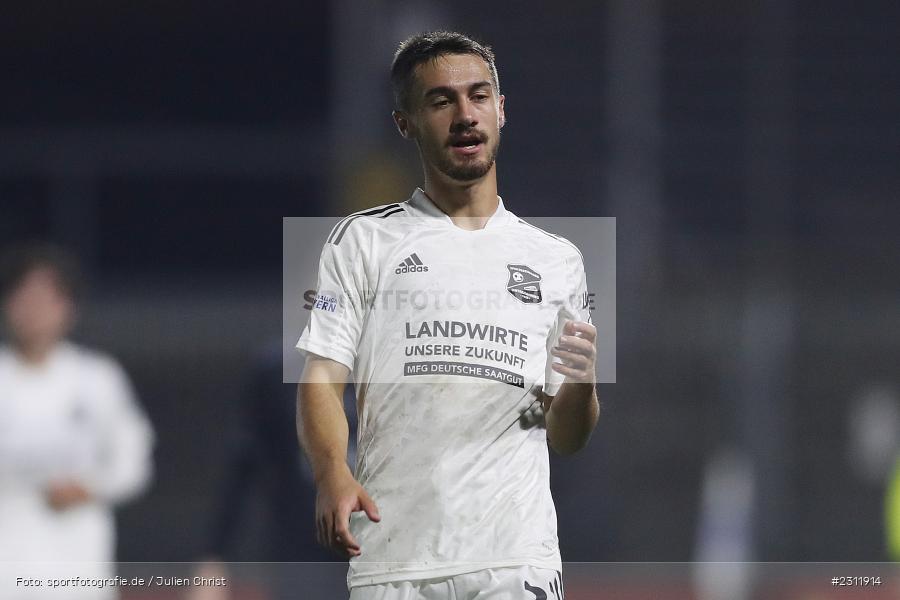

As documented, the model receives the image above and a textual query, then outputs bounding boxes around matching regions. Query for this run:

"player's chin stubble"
[429,137,500,182]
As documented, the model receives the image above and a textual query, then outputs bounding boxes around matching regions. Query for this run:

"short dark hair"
[0,242,82,301]
[390,31,500,112]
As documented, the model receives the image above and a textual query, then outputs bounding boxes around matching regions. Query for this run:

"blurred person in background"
[0,243,154,600]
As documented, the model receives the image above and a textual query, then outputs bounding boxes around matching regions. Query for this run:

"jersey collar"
[406,187,514,229]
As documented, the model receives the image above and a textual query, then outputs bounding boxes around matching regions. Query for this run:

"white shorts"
[349,566,564,600]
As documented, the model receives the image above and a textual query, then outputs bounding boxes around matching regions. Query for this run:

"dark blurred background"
[1,0,898,567]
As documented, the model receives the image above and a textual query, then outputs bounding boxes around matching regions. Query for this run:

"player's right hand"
[315,466,380,558]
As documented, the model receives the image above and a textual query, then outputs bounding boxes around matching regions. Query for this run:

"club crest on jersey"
[506,264,542,304]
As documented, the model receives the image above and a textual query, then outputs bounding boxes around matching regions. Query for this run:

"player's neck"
[422,168,499,231]
[13,339,59,366]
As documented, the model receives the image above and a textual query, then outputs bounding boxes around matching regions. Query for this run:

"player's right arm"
[296,217,378,556]
[297,354,380,558]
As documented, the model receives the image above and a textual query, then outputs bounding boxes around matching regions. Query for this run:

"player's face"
[400,53,505,182]
[3,268,74,351]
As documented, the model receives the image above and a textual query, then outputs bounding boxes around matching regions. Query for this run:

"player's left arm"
[84,362,155,504]
[46,362,154,510]
[542,319,599,455]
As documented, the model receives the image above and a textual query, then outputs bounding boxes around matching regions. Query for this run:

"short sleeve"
[296,233,369,371]
[543,251,592,397]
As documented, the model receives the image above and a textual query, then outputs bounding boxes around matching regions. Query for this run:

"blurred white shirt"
[0,341,154,600]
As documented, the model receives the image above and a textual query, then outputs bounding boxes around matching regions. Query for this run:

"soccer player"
[0,243,154,600]
[296,31,598,599]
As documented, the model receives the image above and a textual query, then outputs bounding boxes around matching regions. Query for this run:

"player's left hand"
[45,481,92,511]
[550,320,596,384]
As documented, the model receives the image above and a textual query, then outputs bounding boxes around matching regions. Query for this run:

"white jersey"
[297,188,591,588]
[0,342,154,600]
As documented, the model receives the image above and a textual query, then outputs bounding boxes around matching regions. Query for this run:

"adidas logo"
[395,252,429,274]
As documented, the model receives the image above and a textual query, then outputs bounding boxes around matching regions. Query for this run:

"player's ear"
[393,110,413,140]
[498,94,506,128]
